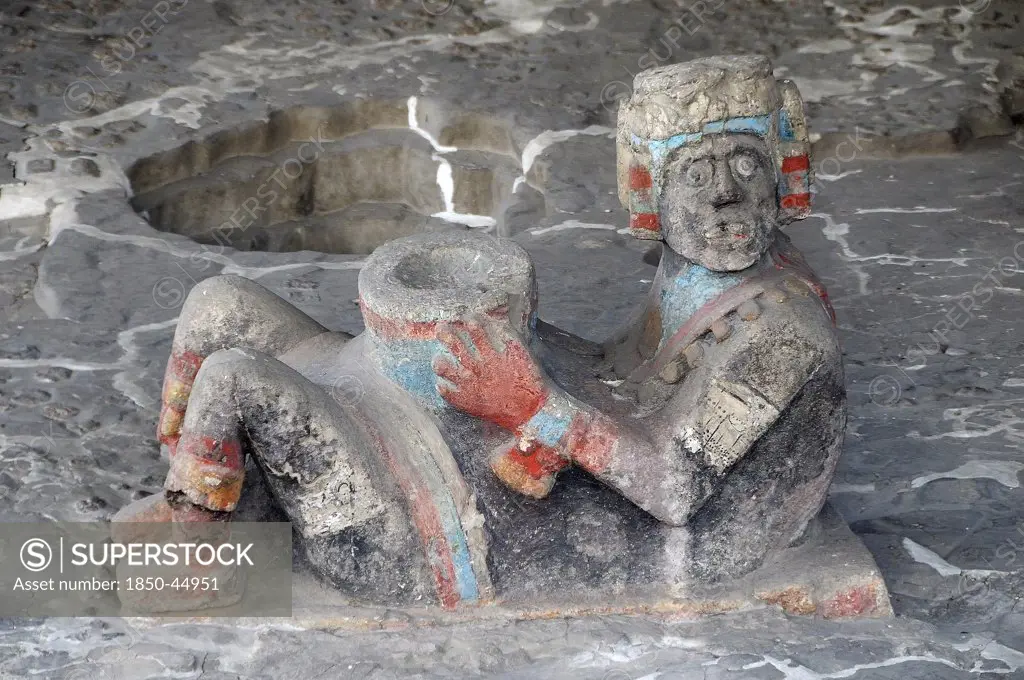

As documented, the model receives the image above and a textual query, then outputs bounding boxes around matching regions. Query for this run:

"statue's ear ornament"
[776,79,813,223]
[627,162,661,240]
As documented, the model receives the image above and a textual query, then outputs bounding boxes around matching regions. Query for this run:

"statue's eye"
[685,160,713,187]
[731,154,758,179]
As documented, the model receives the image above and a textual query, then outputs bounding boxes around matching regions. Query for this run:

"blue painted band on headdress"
[633,113,779,200]
[641,114,775,168]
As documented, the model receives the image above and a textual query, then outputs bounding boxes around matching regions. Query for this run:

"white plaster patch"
[911,400,1024,442]
[682,426,701,454]
[855,207,957,215]
[406,96,497,228]
[0,140,131,224]
[816,169,862,182]
[911,460,1024,490]
[812,211,871,295]
[0,317,178,409]
[902,537,1005,579]
[902,537,962,576]
[407,96,457,154]
[980,641,1024,673]
[515,125,614,192]
[55,86,220,134]
[0,238,46,261]
[529,220,618,236]
[797,38,854,54]
[745,651,996,678]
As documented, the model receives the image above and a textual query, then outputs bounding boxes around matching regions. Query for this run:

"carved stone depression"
[115,56,892,621]
[127,98,539,253]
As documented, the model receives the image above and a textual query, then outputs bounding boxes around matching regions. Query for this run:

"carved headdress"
[616,55,812,240]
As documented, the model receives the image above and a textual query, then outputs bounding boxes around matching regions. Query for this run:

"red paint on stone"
[436,323,549,432]
[356,420,469,610]
[780,193,810,210]
[781,154,810,173]
[360,299,440,341]
[820,582,879,618]
[629,165,653,189]
[159,348,205,447]
[566,412,617,474]
[630,213,660,232]
[409,486,461,610]
[504,441,569,479]
[177,433,244,471]
[168,348,204,382]
[161,348,203,406]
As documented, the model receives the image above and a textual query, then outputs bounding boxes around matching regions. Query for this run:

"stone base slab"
[282,503,892,629]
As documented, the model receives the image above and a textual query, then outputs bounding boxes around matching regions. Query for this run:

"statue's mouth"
[707,221,760,248]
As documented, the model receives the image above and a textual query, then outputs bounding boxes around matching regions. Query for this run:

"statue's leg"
[158,274,329,450]
[164,348,431,601]
[167,348,357,511]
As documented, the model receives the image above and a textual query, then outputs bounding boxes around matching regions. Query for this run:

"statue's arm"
[526,328,827,526]
[431,315,824,526]
[502,388,705,526]
[429,317,712,525]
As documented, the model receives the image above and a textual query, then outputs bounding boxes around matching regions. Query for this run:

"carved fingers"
[432,318,548,432]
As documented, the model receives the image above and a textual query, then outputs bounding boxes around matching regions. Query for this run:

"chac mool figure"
[117,56,854,612]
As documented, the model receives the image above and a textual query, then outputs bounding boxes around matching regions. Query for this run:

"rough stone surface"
[1,0,1023,676]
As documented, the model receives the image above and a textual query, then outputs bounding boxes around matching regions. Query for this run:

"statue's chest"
[658,266,745,349]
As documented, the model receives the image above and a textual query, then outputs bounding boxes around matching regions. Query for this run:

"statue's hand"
[432,319,548,431]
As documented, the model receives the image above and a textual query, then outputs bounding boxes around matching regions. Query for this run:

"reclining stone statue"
[116,56,881,614]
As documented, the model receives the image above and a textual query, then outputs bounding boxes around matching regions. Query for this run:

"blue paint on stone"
[364,331,482,603]
[659,264,744,344]
[778,110,795,140]
[722,115,771,136]
[526,407,572,446]
[643,114,778,198]
[369,335,448,408]
[432,482,481,602]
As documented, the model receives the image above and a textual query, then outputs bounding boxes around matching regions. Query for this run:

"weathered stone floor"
[0,0,1023,677]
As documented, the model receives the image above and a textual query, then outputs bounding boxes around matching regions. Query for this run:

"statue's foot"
[165,430,245,512]
[112,493,241,614]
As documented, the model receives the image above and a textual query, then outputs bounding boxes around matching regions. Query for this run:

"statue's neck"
[653,246,765,342]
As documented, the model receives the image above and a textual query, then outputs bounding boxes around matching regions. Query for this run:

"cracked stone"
[25,158,54,173]
[69,157,100,176]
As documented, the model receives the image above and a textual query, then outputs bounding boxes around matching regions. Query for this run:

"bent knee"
[198,347,276,377]
[182,275,263,315]
[197,349,315,402]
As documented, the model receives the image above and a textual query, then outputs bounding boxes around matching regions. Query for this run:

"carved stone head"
[616,55,813,272]
[659,132,778,270]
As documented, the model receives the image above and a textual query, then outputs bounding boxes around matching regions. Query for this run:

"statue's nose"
[709,162,743,208]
